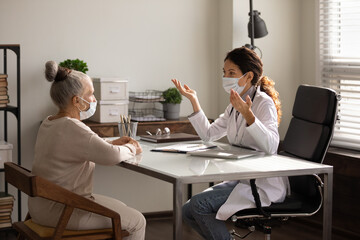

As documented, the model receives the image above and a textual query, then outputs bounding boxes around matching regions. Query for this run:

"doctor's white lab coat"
[188,87,289,221]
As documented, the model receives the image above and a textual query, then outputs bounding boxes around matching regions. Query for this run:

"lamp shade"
[248,10,268,39]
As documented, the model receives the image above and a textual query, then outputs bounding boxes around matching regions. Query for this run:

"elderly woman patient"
[28,61,145,239]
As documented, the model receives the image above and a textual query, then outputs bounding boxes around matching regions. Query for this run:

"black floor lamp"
[244,0,268,57]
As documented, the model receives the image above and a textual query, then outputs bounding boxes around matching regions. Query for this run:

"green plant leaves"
[162,87,182,104]
[59,58,89,74]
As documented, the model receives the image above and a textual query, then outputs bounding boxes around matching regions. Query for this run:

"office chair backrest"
[280,85,338,198]
[281,85,338,164]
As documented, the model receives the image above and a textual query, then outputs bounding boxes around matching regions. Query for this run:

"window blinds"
[319,0,360,151]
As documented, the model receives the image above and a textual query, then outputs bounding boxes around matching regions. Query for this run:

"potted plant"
[162,87,182,120]
[59,58,89,73]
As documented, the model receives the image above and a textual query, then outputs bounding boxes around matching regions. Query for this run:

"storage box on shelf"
[90,78,128,123]
[91,100,129,123]
[0,141,12,169]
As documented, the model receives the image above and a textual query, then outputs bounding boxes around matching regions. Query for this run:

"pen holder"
[118,122,138,138]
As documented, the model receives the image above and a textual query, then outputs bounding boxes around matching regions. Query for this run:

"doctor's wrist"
[244,112,255,126]
[190,98,201,113]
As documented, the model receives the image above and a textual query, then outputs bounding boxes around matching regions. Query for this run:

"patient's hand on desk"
[112,136,132,145]
[112,137,143,155]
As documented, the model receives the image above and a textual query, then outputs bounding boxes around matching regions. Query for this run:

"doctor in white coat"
[172,47,288,240]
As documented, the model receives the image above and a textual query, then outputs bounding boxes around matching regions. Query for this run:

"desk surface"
[121,141,333,184]
[117,140,333,240]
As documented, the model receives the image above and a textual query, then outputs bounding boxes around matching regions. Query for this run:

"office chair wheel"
[234,219,254,229]
[230,227,255,239]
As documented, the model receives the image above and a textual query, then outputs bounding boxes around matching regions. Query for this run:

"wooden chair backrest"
[4,162,35,196]
[4,162,119,220]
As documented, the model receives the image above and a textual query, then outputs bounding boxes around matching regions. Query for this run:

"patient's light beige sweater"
[28,116,136,228]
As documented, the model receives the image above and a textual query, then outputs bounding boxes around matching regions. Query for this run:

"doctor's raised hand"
[230,88,255,126]
[171,78,201,113]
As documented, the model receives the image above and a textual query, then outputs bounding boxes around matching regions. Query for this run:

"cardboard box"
[90,100,129,123]
[92,78,128,101]
[0,141,13,169]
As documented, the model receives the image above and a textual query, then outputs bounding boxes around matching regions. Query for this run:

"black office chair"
[230,84,340,239]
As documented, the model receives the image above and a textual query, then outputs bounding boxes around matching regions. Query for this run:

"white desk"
[119,141,333,240]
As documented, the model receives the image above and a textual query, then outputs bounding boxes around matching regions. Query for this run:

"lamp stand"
[249,0,255,49]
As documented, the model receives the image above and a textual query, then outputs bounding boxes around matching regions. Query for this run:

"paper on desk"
[151,143,216,153]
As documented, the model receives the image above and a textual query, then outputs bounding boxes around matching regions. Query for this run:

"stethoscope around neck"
[229,86,257,116]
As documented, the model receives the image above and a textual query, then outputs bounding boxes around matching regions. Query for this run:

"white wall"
[300,0,317,87]
[0,0,316,219]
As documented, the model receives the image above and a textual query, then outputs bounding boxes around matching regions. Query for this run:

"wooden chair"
[4,162,130,240]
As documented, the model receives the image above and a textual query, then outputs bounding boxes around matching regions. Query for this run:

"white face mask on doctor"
[222,72,248,94]
[77,96,97,120]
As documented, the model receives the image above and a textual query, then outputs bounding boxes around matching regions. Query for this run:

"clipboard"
[139,133,200,143]
[151,143,217,154]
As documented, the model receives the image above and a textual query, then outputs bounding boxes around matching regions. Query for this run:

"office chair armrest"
[312,174,324,187]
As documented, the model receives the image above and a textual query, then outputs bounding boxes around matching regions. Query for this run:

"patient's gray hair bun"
[45,61,58,82]
[45,61,72,82]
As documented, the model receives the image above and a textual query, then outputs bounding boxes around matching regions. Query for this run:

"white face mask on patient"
[222,72,247,94]
[77,96,97,120]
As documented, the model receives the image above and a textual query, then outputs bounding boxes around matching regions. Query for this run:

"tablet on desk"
[188,147,259,159]
[151,143,216,154]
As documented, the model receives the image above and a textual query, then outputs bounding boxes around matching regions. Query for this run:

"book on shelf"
[0,95,9,100]
[0,74,7,80]
[0,208,13,213]
[0,192,14,201]
[0,81,8,87]
[0,99,9,104]
[0,203,13,209]
[0,212,12,217]
[0,200,13,205]
[0,216,11,223]
[0,216,11,221]
[0,222,12,228]
[0,87,7,94]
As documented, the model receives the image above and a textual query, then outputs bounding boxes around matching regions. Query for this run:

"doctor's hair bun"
[45,61,72,82]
